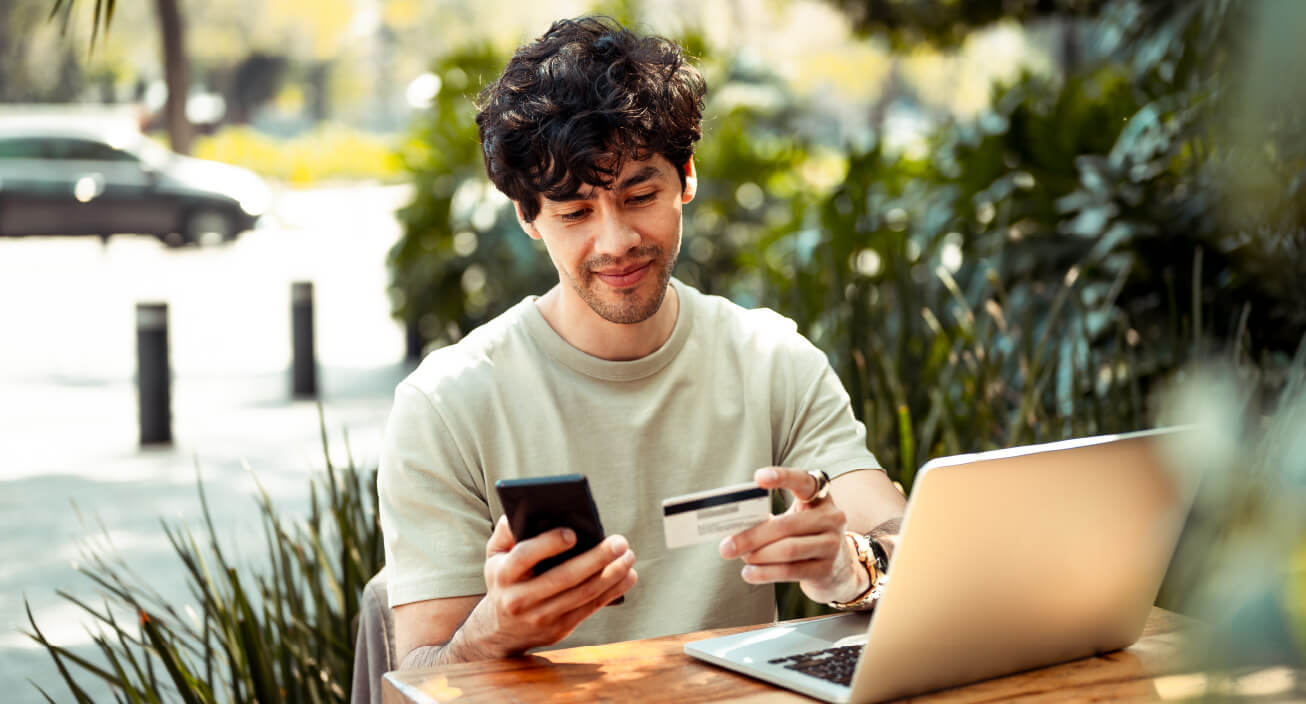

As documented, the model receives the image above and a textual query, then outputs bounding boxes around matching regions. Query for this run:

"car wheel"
[183,207,235,245]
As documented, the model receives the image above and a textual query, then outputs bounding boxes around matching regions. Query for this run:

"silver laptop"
[685,427,1197,703]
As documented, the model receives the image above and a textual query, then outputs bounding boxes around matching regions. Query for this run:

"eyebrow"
[547,165,663,204]
[615,165,662,191]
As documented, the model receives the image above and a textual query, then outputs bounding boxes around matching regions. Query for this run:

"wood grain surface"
[383,608,1207,703]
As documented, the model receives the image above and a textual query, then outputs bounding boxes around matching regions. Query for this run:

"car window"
[0,138,53,159]
[55,139,139,162]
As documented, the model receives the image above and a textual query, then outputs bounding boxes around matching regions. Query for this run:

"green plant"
[745,68,1162,494]
[25,411,383,702]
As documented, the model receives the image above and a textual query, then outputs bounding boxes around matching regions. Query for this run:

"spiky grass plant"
[25,410,383,703]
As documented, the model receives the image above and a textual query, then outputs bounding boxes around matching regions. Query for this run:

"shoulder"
[684,284,822,363]
[400,300,533,403]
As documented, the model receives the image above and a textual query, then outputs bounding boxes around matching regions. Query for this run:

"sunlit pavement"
[0,182,415,700]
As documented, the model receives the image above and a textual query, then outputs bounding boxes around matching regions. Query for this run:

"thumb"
[485,514,516,558]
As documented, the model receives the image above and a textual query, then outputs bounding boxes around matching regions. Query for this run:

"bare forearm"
[399,644,457,670]
[836,469,906,537]
[398,624,503,670]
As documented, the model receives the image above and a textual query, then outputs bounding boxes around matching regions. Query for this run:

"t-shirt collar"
[522,278,694,381]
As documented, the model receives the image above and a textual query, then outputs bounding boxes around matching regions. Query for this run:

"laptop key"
[767,644,864,686]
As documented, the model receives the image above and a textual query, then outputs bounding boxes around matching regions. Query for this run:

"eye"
[627,191,658,206]
[558,207,591,222]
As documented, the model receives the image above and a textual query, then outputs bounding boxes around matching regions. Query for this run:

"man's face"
[517,155,697,325]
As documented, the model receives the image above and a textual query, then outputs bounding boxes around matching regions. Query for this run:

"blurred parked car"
[0,117,269,246]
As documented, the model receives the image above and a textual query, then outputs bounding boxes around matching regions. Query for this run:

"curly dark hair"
[475,16,707,223]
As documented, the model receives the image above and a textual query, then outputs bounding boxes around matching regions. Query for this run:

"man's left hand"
[718,466,867,605]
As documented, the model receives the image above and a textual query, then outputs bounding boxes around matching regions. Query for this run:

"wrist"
[447,602,516,662]
[399,629,499,670]
[444,627,499,663]
[837,534,871,602]
[826,532,887,611]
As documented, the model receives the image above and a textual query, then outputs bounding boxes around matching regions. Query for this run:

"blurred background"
[2,0,1305,700]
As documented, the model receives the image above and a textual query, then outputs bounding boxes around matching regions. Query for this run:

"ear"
[681,157,698,205]
[514,201,542,240]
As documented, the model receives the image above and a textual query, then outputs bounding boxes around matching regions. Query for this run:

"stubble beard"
[568,245,677,325]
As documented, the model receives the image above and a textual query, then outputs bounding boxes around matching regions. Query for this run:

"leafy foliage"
[387,43,556,346]
[45,0,115,47]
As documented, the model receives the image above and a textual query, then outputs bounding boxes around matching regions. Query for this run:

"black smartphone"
[494,474,624,604]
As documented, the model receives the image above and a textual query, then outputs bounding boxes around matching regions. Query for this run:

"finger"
[532,535,630,597]
[753,466,822,503]
[534,547,636,621]
[739,533,843,566]
[592,564,638,609]
[600,566,638,606]
[497,526,579,583]
[720,506,844,559]
[739,559,832,585]
[555,565,639,634]
[485,515,516,558]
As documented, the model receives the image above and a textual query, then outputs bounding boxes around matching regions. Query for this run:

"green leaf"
[139,611,204,704]
[24,599,99,704]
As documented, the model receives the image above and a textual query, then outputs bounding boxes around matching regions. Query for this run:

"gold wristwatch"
[827,531,890,611]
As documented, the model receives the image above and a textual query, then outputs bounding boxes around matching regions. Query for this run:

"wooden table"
[384,607,1209,703]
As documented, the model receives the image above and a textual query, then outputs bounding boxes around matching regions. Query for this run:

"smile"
[593,261,652,288]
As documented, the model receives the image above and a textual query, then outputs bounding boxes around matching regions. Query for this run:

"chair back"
[351,567,395,704]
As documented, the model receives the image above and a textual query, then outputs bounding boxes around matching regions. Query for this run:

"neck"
[536,283,680,361]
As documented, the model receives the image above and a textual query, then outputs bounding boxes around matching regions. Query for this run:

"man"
[379,16,907,670]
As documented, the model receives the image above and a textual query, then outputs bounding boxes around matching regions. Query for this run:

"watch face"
[870,538,890,574]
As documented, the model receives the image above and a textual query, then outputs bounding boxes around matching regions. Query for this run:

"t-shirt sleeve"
[776,338,883,480]
[378,381,492,607]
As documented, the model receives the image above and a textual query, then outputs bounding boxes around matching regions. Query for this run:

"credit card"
[662,482,770,549]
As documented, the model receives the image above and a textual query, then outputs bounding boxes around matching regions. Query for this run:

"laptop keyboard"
[768,644,864,686]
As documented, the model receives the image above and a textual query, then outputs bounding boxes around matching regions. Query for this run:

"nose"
[592,208,641,258]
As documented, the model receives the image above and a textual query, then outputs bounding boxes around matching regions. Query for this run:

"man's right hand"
[445,515,637,660]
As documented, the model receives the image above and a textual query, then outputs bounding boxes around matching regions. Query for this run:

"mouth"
[593,261,653,288]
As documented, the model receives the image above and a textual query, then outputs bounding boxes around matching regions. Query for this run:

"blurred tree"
[48,0,192,151]
[168,0,354,127]
[223,53,289,124]
[826,0,1109,48]
[1,2,43,100]
[3,0,92,102]
[48,0,361,132]
[153,0,191,152]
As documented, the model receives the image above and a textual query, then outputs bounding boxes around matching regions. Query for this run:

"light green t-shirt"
[378,278,881,648]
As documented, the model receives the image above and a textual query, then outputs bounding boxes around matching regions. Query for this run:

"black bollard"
[292,281,318,398]
[136,302,172,446]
